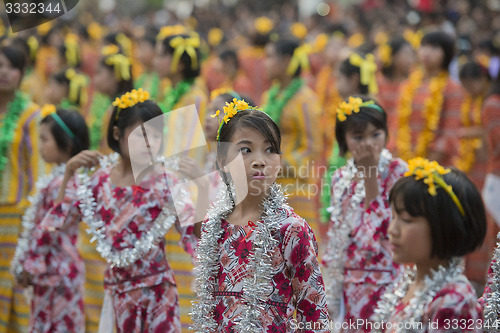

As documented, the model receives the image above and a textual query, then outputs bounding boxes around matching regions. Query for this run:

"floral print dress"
[213,206,330,332]
[41,164,197,333]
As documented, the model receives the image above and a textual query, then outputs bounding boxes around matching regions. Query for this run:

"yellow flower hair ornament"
[156,25,187,42]
[65,68,89,107]
[211,98,256,140]
[112,89,150,120]
[27,36,39,61]
[349,53,378,94]
[208,28,224,47]
[169,35,200,72]
[404,29,423,50]
[287,43,312,76]
[378,43,392,67]
[336,97,383,122]
[116,33,132,58]
[105,53,131,81]
[101,44,120,56]
[64,33,80,67]
[40,104,76,139]
[405,157,465,216]
[254,17,274,35]
[290,22,308,41]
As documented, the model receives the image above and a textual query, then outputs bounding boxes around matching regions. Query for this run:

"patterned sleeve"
[22,176,81,277]
[479,258,495,307]
[424,280,483,332]
[482,96,500,176]
[364,159,408,217]
[284,218,330,332]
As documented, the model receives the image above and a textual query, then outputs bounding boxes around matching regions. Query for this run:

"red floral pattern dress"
[41,165,196,333]
[386,275,483,332]
[212,206,330,332]
[19,173,85,333]
[324,159,407,332]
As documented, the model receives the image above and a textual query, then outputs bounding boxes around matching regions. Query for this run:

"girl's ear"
[113,125,120,141]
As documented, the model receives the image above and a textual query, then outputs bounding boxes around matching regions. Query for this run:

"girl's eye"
[353,136,363,141]
[240,147,250,154]
[266,146,276,153]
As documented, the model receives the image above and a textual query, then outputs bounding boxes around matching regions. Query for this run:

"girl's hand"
[16,271,32,288]
[66,150,103,176]
[352,143,382,171]
[178,157,204,180]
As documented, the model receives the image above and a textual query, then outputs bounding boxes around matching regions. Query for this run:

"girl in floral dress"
[191,99,330,332]
[322,97,407,332]
[373,158,486,332]
[12,105,89,333]
[41,89,198,332]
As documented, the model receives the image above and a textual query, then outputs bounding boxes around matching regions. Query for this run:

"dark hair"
[161,34,201,80]
[421,31,456,70]
[389,168,486,260]
[339,55,369,94]
[272,39,302,78]
[459,61,491,81]
[138,29,159,47]
[51,68,86,106]
[0,45,26,74]
[219,49,239,69]
[41,108,89,157]
[335,96,388,156]
[99,55,134,96]
[381,38,411,78]
[215,93,255,107]
[216,110,281,172]
[107,100,164,154]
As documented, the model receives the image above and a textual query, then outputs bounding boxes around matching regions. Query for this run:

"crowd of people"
[1,0,500,332]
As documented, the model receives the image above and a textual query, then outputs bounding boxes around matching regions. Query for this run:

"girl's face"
[222,126,281,198]
[116,121,163,165]
[393,44,416,76]
[94,64,118,96]
[461,77,489,97]
[205,96,225,142]
[388,203,433,265]
[45,78,68,105]
[0,53,22,92]
[264,44,287,80]
[137,40,156,69]
[39,122,70,164]
[345,122,386,161]
[418,44,444,72]
[154,43,172,79]
[336,71,359,99]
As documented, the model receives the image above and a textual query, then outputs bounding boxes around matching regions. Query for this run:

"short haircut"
[41,108,89,157]
[334,96,388,156]
[107,100,164,154]
[389,168,487,260]
[459,61,491,81]
[421,31,456,70]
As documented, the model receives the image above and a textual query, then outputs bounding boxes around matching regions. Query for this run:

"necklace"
[77,153,178,268]
[160,79,194,113]
[324,148,392,316]
[373,257,463,332]
[10,163,66,277]
[483,233,500,328]
[0,91,30,186]
[263,78,303,125]
[456,95,483,172]
[396,69,448,161]
[190,183,287,332]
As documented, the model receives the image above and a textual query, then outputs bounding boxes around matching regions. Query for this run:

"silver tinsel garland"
[10,164,66,277]
[77,153,178,268]
[483,232,500,332]
[324,148,392,318]
[190,183,287,332]
[372,257,463,332]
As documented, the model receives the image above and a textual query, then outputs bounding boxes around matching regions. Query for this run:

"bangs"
[389,176,428,217]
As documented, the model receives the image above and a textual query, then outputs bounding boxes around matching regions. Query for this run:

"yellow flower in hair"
[254,17,274,35]
[378,43,392,67]
[105,54,131,81]
[88,22,103,41]
[157,25,187,41]
[37,21,53,36]
[404,29,423,50]
[336,97,374,122]
[349,53,378,94]
[112,88,150,110]
[41,104,57,118]
[347,33,364,48]
[65,33,80,67]
[287,43,312,76]
[169,35,200,72]
[101,44,120,56]
[212,98,253,140]
[208,28,224,47]
[291,22,308,41]
[374,31,388,46]
[312,33,328,53]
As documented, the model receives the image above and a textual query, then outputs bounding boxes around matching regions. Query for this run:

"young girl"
[45,68,89,110]
[191,99,330,331]
[322,97,406,332]
[373,158,486,332]
[11,105,89,333]
[41,89,198,332]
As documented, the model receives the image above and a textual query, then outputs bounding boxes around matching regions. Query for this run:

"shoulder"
[428,275,482,321]
[278,206,315,240]
[387,158,408,177]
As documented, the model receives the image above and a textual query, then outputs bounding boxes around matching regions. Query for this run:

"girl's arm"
[285,219,330,331]
[55,150,102,205]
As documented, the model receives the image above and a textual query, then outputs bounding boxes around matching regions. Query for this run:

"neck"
[415,258,450,285]
[277,74,293,90]
[230,192,268,224]
[0,90,16,114]
[423,67,442,79]
[116,156,134,176]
